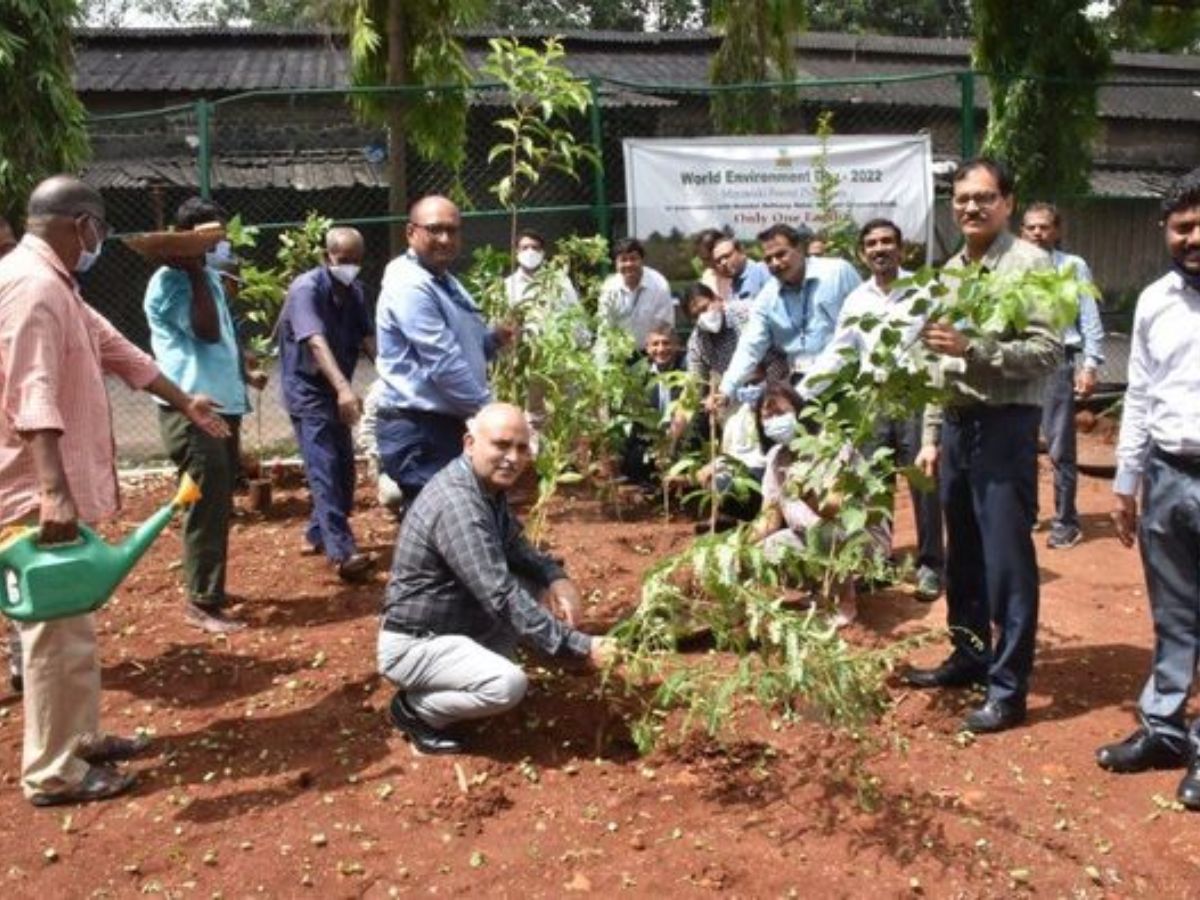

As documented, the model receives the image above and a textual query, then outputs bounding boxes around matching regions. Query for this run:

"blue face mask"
[735,383,765,407]
[762,413,798,446]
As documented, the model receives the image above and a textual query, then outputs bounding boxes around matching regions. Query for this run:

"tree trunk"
[387,0,408,256]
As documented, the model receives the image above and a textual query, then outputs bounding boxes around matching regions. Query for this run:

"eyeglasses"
[410,222,460,238]
[76,212,111,240]
[952,191,1001,209]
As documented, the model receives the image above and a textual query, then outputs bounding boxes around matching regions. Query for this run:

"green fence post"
[587,78,611,240]
[959,71,977,160]
[196,99,212,200]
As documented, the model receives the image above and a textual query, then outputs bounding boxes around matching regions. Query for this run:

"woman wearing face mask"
[750,382,885,627]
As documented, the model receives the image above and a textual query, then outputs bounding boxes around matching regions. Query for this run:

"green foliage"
[1100,1,1200,54]
[974,0,1111,201]
[806,0,973,37]
[344,0,484,175]
[230,212,331,357]
[810,112,859,262]
[482,36,599,253]
[0,0,89,225]
[709,0,806,134]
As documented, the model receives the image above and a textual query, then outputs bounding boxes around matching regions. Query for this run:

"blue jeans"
[940,405,1041,705]
[292,415,358,563]
[377,409,467,500]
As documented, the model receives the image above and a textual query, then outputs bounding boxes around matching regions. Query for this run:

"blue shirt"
[278,266,372,418]
[731,259,771,301]
[719,256,862,394]
[144,266,249,415]
[375,252,497,418]
[1052,250,1105,368]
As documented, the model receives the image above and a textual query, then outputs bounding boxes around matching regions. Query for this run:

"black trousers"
[940,404,1041,705]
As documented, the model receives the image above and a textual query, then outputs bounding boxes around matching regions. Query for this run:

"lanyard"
[782,281,814,349]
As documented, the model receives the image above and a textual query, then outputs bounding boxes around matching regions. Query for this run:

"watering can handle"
[35,524,99,549]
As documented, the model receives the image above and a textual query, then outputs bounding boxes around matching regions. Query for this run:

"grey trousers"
[1040,359,1080,530]
[377,625,527,730]
[1136,450,1200,749]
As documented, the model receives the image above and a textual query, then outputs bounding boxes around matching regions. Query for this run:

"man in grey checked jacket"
[377,403,614,754]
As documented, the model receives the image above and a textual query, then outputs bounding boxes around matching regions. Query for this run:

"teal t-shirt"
[143,266,250,416]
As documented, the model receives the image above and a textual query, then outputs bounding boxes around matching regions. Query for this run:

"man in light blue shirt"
[718,223,861,398]
[145,197,260,633]
[711,236,771,306]
[375,195,513,501]
[1021,203,1105,549]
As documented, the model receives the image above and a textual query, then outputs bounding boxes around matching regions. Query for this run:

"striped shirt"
[0,235,160,524]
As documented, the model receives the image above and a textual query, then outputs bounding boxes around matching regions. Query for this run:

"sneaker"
[914,566,943,602]
[1046,525,1083,550]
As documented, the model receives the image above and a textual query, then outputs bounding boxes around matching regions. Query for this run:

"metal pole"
[959,71,977,160]
[196,99,212,200]
[587,78,611,241]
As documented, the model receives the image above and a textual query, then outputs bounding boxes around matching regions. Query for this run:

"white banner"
[623,134,934,257]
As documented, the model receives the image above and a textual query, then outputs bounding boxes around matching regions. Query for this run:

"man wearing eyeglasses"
[0,175,229,805]
[375,196,515,503]
[904,159,1061,735]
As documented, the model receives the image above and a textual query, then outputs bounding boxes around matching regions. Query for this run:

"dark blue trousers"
[292,415,358,563]
[940,404,1041,705]
[377,409,467,501]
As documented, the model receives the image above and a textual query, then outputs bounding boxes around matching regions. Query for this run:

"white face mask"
[517,248,544,272]
[205,239,233,269]
[329,263,361,286]
[763,413,798,446]
[75,216,103,274]
[697,308,724,333]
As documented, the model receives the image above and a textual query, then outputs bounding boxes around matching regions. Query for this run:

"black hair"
[516,228,545,249]
[175,197,228,230]
[1022,201,1061,228]
[858,218,902,246]
[682,281,718,316]
[612,237,645,260]
[1161,168,1200,219]
[953,158,1015,198]
[754,380,804,446]
[756,222,812,247]
[693,228,726,258]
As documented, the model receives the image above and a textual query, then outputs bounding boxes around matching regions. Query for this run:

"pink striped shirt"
[0,235,160,524]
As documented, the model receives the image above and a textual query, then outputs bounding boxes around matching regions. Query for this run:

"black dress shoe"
[962,699,1026,734]
[902,657,986,690]
[388,692,463,755]
[1177,759,1200,810]
[1096,728,1189,773]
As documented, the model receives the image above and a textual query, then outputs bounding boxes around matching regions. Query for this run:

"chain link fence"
[82,72,1195,465]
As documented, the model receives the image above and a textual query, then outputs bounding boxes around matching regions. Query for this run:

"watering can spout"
[0,474,202,622]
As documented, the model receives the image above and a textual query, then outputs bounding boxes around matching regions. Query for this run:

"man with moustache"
[374,195,514,502]
[904,159,1060,734]
[802,218,944,601]
[377,403,614,754]
[1096,169,1200,809]
[716,223,860,401]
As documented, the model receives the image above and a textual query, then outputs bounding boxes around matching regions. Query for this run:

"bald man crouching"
[378,403,613,754]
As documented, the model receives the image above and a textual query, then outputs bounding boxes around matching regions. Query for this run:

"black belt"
[381,620,436,638]
[1153,446,1200,475]
[943,403,1038,424]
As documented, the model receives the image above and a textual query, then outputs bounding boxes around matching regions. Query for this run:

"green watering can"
[0,474,201,623]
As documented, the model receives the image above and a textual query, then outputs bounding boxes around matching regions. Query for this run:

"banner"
[623,134,934,257]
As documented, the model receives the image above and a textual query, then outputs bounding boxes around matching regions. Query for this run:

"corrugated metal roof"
[83,150,387,190]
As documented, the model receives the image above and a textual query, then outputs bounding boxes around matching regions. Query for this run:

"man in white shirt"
[802,218,943,601]
[1097,169,1200,810]
[597,238,674,348]
[1020,203,1105,550]
[503,229,578,312]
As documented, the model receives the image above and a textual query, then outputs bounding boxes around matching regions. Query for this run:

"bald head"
[406,194,461,274]
[27,175,104,222]
[464,403,532,493]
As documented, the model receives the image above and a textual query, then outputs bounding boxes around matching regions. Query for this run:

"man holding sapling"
[374,195,515,502]
[278,226,376,581]
[1096,169,1200,809]
[903,159,1060,734]
[1020,202,1105,550]
[377,403,614,755]
[801,218,944,602]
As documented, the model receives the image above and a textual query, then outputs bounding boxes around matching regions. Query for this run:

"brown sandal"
[30,765,136,807]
